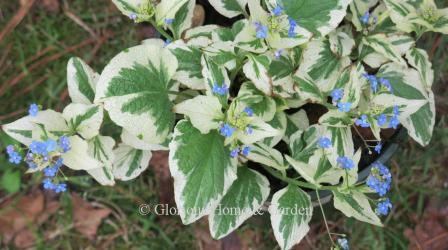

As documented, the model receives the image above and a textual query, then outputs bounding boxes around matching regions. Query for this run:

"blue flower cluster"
[389,105,400,129]
[366,162,392,196]
[318,137,332,149]
[220,123,235,138]
[6,145,22,164]
[376,198,392,216]
[362,74,393,94]
[230,145,251,158]
[212,83,229,96]
[374,142,382,154]
[274,49,283,59]
[337,156,354,170]
[355,114,370,128]
[330,88,352,112]
[129,12,138,21]
[360,11,377,25]
[243,107,254,117]
[164,18,174,25]
[272,6,283,16]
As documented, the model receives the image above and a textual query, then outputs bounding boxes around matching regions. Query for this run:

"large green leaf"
[209,167,270,239]
[277,0,351,36]
[169,41,205,90]
[333,189,382,226]
[209,0,248,18]
[95,43,178,145]
[169,120,237,224]
[67,57,98,104]
[270,185,313,250]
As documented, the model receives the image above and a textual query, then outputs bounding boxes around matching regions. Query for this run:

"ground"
[0,0,447,249]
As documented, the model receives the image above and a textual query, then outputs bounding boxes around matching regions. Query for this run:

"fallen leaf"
[72,193,111,241]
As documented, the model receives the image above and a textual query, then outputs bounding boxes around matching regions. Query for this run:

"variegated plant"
[3,0,447,249]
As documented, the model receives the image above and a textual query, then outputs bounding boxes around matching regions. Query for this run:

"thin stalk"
[261,165,337,191]
[352,125,372,154]
[149,19,174,41]
[316,189,335,246]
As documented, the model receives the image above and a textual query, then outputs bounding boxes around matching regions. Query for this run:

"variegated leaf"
[67,57,99,104]
[155,0,189,26]
[87,136,116,186]
[236,82,277,122]
[362,34,407,65]
[405,47,434,89]
[243,54,273,96]
[209,0,248,18]
[263,111,286,147]
[62,103,103,140]
[167,0,195,39]
[246,142,286,170]
[333,189,382,226]
[112,143,152,181]
[169,41,205,90]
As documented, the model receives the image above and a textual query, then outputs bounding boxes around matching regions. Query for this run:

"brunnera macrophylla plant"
[3,0,447,249]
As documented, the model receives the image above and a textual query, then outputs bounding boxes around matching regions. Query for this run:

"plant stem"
[149,19,174,41]
[316,189,336,246]
[352,125,372,154]
[261,165,337,191]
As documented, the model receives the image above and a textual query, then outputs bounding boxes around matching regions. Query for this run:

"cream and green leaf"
[169,120,237,224]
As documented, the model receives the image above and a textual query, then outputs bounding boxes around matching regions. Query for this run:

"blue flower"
[272,6,283,16]
[230,148,240,158]
[164,18,174,25]
[43,166,58,177]
[55,183,67,193]
[355,114,370,128]
[129,12,138,21]
[377,114,387,127]
[28,103,39,117]
[287,17,297,37]
[337,102,352,112]
[274,49,283,59]
[220,123,235,138]
[330,88,344,103]
[338,238,350,250]
[337,156,354,170]
[367,162,392,196]
[363,73,378,93]
[29,141,48,155]
[375,142,382,154]
[360,11,370,24]
[245,125,253,135]
[212,83,229,96]
[242,146,251,157]
[376,198,392,216]
[45,139,58,152]
[53,158,63,168]
[380,78,392,92]
[6,145,15,154]
[58,136,71,153]
[42,178,55,190]
[254,22,268,39]
[389,116,400,129]
[8,151,22,164]
[393,105,400,116]
[244,107,254,117]
[318,137,332,148]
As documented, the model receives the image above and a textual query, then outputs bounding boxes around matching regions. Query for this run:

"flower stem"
[352,125,372,154]
[149,19,174,41]
[316,189,336,246]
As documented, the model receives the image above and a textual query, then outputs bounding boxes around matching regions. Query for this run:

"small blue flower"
[376,198,392,216]
[274,49,283,59]
[230,148,240,158]
[254,22,268,39]
[337,156,354,170]
[380,78,392,92]
[318,137,332,149]
[242,146,251,157]
[58,136,71,153]
[8,151,22,164]
[220,123,235,138]
[43,166,58,177]
[212,83,229,96]
[45,139,58,152]
[389,116,400,129]
[355,114,370,128]
[6,145,15,154]
[363,73,378,93]
[129,12,138,21]
[272,6,283,16]
[330,88,344,103]
[164,18,174,25]
[337,102,352,112]
[29,141,48,155]
[367,162,392,196]
[338,238,350,250]
[53,158,63,168]
[360,11,370,24]
[287,17,297,37]
[245,125,253,135]
[244,107,254,117]
[375,142,382,154]
[28,103,39,117]
[54,183,67,193]
[42,178,55,190]
[393,105,400,116]
[377,114,387,127]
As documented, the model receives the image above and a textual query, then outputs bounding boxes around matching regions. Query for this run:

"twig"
[64,10,98,39]
[0,108,27,121]
[25,46,55,65]
[0,43,12,68]
[0,0,36,45]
